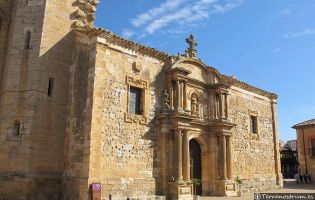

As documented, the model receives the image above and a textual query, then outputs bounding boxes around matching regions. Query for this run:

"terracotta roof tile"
[292,118,315,129]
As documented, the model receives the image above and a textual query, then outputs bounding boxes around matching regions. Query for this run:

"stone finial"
[72,0,100,30]
[185,34,198,58]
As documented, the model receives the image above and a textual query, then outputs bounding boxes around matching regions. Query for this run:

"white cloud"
[279,9,291,17]
[283,29,315,39]
[124,0,244,38]
[273,47,281,52]
[131,0,185,27]
[212,0,244,14]
[122,29,134,38]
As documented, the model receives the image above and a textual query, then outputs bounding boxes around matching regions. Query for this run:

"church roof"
[86,28,171,60]
[83,27,278,100]
[292,118,315,129]
[221,75,277,99]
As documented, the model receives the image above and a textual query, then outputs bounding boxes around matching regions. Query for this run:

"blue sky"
[95,0,315,142]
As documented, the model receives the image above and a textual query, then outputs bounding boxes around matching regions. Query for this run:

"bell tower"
[0,0,99,199]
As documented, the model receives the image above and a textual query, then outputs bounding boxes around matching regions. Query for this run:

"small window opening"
[129,86,143,115]
[25,31,31,49]
[311,139,315,156]
[250,115,258,134]
[47,78,54,97]
[14,121,21,136]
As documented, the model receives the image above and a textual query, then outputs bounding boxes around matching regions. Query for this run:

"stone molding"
[124,113,147,125]
[126,75,148,89]
[222,75,277,99]
[124,75,149,125]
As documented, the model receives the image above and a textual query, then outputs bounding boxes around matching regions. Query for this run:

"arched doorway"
[189,139,202,195]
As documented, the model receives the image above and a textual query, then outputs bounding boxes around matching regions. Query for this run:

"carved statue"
[162,90,170,110]
[191,94,199,116]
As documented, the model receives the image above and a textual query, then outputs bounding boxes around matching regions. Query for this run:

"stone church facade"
[0,0,282,200]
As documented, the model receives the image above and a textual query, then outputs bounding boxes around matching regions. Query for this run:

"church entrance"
[189,139,202,195]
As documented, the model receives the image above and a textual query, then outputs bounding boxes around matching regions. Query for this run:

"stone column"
[224,93,228,119]
[220,135,227,180]
[176,80,180,110]
[180,81,183,109]
[226,135,232,179]
[219,93,223,119]
[182,130,190,181]
[169,84,174,109]
[175,129,183,182]
[183,81,187,111]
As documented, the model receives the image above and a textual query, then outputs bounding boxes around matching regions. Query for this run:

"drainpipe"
[302,128,308,174]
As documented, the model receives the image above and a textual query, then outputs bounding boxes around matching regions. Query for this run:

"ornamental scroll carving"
[72,0,99,30]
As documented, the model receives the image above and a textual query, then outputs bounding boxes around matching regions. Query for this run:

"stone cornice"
[221,75,278,99]
[84,28,171,61]
[76,28,277,99]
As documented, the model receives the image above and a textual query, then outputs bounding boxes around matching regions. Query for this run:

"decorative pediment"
[168,57,223,85]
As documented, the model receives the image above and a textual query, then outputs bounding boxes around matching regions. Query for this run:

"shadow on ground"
[199,179,315,200]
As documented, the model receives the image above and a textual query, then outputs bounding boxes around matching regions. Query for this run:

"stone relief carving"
[132,61,142,74]
[126,75,148,89]
[124,113,147,125]
[125,75,149,124]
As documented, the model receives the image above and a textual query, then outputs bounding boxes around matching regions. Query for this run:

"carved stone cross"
[185,34,198,58]
[186,34,197,50]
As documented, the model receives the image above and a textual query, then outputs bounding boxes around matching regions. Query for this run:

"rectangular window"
[312,139,315,156]
[250,116,258,134]
[14,121,21,136]
[25,31,31,49]
[129,86,143,115]
[47,78,54,97]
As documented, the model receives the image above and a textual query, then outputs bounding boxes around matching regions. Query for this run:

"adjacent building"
[280,147,298,178]
[0,1,283,199]
[293,119,315,180]
[286,140,297,151]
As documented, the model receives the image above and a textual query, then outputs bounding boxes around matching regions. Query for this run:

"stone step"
[226,191,240,197]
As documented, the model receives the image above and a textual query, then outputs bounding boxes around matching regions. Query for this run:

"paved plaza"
[200,179,315,200]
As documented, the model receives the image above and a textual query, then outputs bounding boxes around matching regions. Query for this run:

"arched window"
[25,31,31,49]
